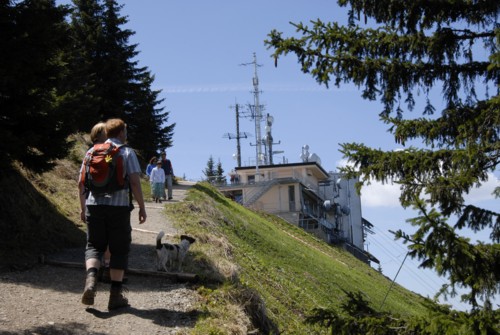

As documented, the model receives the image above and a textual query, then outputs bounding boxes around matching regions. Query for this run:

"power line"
[371,225,472,310]
[370,226,447,294]
[380,252,409,309]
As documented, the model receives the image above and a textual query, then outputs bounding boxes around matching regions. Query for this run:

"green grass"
[164,182,437,334]
[1,133,444,333]
[0,162,86,265]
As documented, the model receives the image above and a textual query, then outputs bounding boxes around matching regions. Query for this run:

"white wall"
[322,173,364,250]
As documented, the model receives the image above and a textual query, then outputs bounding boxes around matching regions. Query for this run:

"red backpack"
[81,142,128,196]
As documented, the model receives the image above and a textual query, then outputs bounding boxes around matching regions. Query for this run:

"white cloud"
[162,84,248,93]
[336,159,500,208]
[335,158,351,169]
[362,182,402,208]
[161,82,340,94]
[335,159,402,208]
[361,173,499,209]
[463,174,499,203]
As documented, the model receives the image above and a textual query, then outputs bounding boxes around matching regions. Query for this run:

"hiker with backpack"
[89,121,106,145]
[89,121,112,282]
[78,118,147,310]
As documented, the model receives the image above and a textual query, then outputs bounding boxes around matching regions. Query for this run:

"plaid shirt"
[80,138,141,207]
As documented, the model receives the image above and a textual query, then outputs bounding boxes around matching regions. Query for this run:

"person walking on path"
[78,118,147,310]
[150,160,165,203]
[90,122,107,145]
[89,121,112,281]
[145,156,157,178]
[145,156,158,200]
[160,152,174,200]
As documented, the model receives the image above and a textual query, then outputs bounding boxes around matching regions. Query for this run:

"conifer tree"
[64,0,105,130]
[101,0,174,158]
[203,156,216,183]
[67,0,174,157]
[266,0,500,309]
[216,159,226,185]
[0,0,75,171]
[125,65,175,161]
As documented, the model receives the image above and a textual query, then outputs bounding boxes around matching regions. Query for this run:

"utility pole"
[235,104,243,167]
[223,103,250,168]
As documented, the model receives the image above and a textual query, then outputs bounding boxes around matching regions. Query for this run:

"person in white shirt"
[150,160,166,203]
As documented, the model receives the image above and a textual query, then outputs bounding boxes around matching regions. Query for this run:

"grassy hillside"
[0,135,448,334]
[165,182,439,334]
[0,135,88,266]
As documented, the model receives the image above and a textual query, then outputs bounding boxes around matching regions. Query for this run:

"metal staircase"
[244,179,280,206]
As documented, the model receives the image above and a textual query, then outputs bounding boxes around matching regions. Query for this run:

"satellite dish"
[341,205,350,215]
[323,200,332,211]
[309,153,322,165]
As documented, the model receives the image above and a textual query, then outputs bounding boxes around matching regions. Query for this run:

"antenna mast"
[252,53,263,170]
[241,52,263,180]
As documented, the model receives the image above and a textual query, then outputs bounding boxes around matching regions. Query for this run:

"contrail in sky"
[160,83,340,94]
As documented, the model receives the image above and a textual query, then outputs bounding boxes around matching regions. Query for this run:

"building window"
[288,185,295,211]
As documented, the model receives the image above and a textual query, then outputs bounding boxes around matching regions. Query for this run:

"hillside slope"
[0,144,87,266]
[164,182,439,334]
[0,135,446,334]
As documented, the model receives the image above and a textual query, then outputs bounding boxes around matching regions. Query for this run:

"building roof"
[235,162,330,179]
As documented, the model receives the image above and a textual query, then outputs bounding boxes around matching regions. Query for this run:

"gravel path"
[0,181,201,335]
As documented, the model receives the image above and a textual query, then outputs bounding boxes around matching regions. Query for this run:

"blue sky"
[60,0,499,310]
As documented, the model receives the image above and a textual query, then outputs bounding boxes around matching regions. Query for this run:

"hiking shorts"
[85,205,131,270]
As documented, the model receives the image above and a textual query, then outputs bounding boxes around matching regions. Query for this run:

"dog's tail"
[156,230,165,250]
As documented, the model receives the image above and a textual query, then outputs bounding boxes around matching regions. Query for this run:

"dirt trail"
[0,181,200,335]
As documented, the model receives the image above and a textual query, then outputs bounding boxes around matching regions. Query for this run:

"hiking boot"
[108,286,129,310]
[81,275,97,305]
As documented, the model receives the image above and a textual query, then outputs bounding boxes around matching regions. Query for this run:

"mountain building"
[217,147,378,264]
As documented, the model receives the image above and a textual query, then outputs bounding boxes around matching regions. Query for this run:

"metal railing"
[244,179,280,205]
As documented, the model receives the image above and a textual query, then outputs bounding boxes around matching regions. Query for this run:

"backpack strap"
[81,148,95,198]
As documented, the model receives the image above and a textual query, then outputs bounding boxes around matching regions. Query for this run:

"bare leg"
[110,268,125,282]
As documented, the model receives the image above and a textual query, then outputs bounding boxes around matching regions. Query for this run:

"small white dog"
[156,231,196,272]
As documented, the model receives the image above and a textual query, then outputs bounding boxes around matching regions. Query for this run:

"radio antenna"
[240,52,263,180]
